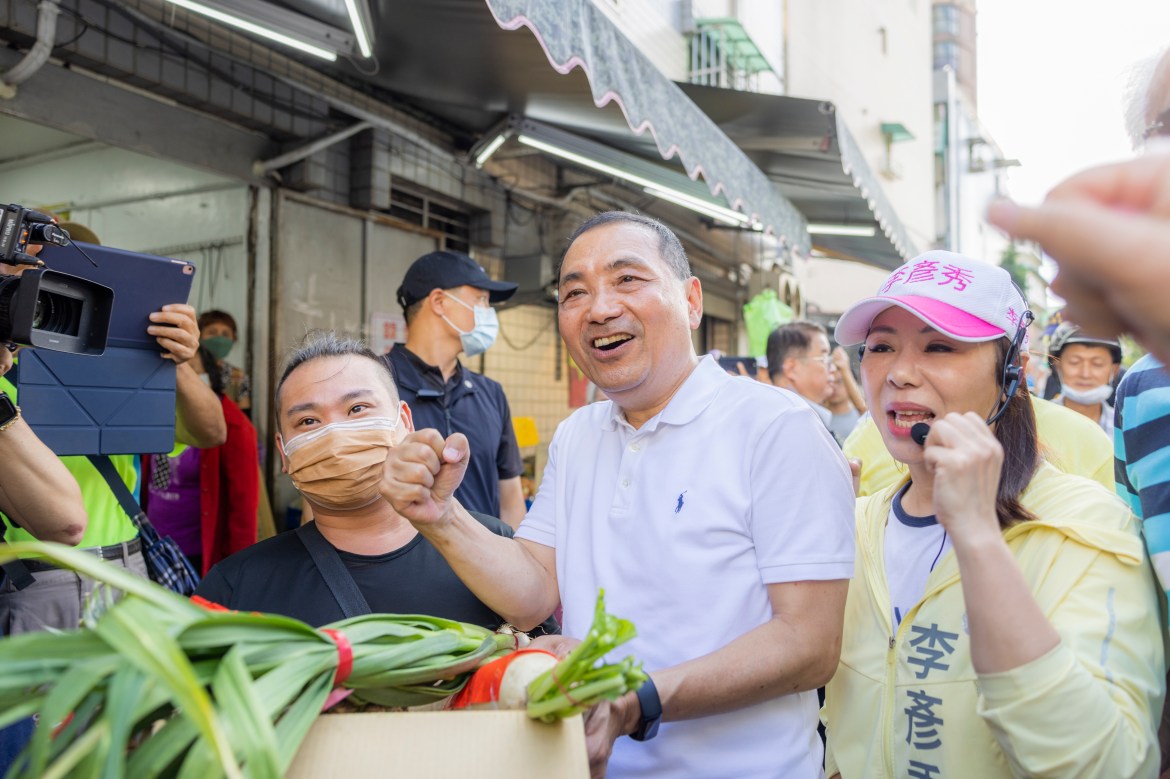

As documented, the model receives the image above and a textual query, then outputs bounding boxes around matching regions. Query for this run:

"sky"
[976,0,1169,206]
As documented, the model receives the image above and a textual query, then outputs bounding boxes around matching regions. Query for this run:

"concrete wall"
[785,0,936,255]
[482,304,570,487]
[935,71,1012,266]
[590,0,688,79]
[802,256,891,320]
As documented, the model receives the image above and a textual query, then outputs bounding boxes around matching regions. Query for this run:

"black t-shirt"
[385,347,523,517]
[196,514,529,630]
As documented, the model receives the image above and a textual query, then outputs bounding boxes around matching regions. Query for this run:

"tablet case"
[16,242,196,455]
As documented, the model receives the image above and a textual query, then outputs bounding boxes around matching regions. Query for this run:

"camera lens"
[32,293,46,329]
[32,290,81,337]
[0,268,111,354]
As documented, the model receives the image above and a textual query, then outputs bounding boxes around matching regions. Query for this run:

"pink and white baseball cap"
[834,250,1029,346]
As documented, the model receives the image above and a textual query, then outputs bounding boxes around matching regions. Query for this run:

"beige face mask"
[280,413,405,512]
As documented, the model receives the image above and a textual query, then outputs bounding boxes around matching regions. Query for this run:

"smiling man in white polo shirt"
[382,211,855,779]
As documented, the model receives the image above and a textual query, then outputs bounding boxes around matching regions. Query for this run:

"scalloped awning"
[678,82,919,269]
[364,0,808,250]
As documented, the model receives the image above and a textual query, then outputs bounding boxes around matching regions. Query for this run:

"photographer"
[0,227,226,634]
[0,373,86,547]
[0,342,89,779]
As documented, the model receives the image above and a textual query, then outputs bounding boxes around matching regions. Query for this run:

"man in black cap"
[386,250,526,527]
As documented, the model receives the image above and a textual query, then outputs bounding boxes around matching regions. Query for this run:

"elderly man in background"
[766,320,839,436]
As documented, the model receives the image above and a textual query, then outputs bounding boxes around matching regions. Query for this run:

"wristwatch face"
[0,395,16,426]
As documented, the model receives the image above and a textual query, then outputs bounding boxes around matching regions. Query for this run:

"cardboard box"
[287,710,589,778]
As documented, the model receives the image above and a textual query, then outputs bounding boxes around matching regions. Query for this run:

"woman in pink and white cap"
[820,251,1163,779]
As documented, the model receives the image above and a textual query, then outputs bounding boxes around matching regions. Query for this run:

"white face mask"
[440,292,499,357]
[1061,383,1114,406]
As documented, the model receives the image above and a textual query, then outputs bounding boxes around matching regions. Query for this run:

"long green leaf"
[273,672,334,773]
[179,613,324,649]
[24,656,119,777]
[94,599,240,779]
[344,632,463,682]
[250,654,334,717]
[101,665,150,779]
[42,691,103,768]
[124,717,198,777]
[0,629,109,663]
[175,730,223,779]
[353,676,469,707]
[39,721,107,779]
[208,648,281,779]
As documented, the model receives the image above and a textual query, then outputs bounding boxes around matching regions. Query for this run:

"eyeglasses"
[798,354,835,369]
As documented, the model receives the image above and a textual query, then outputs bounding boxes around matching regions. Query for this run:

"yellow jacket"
[823,463,1165,779]
[845,395,1115,496]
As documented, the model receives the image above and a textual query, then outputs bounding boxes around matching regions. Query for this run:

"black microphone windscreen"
[911,422,930,446]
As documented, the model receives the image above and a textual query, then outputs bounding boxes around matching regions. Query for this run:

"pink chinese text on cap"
[833,250,1029,346]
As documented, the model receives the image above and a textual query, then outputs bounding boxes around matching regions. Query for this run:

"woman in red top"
[143,345,259,574]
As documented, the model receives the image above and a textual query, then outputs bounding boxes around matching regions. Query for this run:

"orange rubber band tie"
[322,628,354,685]
[550,668,585,709]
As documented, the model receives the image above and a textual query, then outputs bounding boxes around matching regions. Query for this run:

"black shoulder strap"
[87,455,145,528]
[295,522,372,618]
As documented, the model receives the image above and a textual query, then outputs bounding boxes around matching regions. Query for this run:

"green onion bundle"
[0,542,643,778]
[526,591,647,722]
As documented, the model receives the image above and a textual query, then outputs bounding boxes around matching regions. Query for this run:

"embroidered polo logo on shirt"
[675,491,687,514]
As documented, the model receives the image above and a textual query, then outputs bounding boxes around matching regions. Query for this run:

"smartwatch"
[629,676,662,742]
[0,395,19,433]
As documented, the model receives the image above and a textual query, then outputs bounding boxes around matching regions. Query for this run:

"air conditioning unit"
[502,252,557,308]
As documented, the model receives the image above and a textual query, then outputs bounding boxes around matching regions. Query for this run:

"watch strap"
[629,675,662,742]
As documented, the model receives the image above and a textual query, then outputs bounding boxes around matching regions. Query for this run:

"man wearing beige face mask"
[194,330,555,632]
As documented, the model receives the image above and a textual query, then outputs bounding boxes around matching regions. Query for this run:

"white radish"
[497,651,559,708]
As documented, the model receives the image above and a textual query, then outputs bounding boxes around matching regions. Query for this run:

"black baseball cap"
[396,250,518,310]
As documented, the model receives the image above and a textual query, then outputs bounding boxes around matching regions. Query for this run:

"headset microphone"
[911,422,930,446]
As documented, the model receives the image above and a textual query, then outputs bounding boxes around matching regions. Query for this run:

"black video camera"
[0,204,113,355]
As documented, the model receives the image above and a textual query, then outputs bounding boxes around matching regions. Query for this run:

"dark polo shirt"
[385,346,523,517]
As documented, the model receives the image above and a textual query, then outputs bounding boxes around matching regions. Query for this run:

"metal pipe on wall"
[253,121,373,176]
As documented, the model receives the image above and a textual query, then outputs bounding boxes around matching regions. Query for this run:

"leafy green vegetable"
[0,543,645,777]
[526,590,647,722]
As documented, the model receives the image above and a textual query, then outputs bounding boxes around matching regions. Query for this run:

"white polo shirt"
[516,356,855,779]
